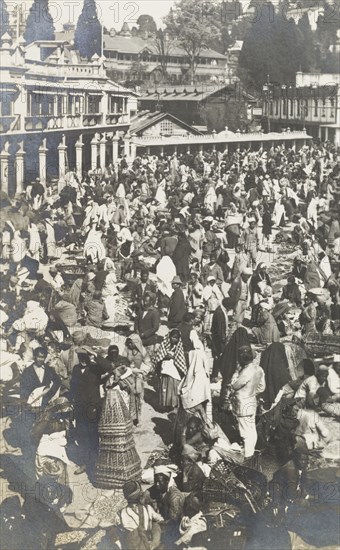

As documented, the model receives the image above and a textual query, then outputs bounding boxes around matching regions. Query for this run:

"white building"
[263,72,340,146]
[0,33,138,195]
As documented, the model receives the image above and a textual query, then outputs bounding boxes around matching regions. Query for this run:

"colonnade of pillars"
[0,130,133,196]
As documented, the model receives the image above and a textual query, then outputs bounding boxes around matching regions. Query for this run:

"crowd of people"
[1,140,340,549]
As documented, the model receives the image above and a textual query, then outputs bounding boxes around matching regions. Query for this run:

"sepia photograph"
[0,0,339,548]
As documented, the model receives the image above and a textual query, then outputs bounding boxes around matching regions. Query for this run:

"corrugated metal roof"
[140,84,255,102]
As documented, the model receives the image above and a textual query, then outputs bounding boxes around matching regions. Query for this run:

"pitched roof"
[130,110,203,135]
[140,84,251,102]
[103,35,227,60]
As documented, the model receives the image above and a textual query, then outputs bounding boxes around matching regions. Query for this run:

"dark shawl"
[220,328,250,400]
[260,342,290,408]
[172,238,192,283]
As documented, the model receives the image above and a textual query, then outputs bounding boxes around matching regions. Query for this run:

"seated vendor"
[142,464,185,522]
[294,365,329,406]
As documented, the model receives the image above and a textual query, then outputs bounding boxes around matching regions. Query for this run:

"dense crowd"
[1,141,340,549]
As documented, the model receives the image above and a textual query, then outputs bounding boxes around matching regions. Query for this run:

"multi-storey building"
[56,23,229,86]
[262,72,340,145]
[0,33,138,195]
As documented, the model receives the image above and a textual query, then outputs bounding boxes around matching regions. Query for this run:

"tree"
[239,3,302,90]
[200,92,249,132]
[75,0,102,59]
[137,14,157,37]
[297,13,318,71]
[23,0,55,44]
[164,0,221,84]
[153,29,173,81]
[0,0,10,37]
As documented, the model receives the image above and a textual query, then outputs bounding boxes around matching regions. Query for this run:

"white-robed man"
[231,346,265,458]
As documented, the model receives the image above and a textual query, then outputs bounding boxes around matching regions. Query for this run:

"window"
[269,101,273,116]
[297,99,300,117]
[322,99,326,117]
[57,95,65,115]
[314,99,318,117]
[304,100,308,117]
[160,119,173,135]
[275,100,279,115]
[88,95,101,114]
[330,98,335,118]
[282,99,287,116]
[290,99,294,116]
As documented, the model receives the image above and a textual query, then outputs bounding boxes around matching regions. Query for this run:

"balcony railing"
[83,113,103,126]
[106,113,129,125]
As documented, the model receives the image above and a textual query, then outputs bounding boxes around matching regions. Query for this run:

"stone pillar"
[0,144,10,195]
[15,142,25,196]
[100,133,107,171]
[58,135,67,180]
[112,133,119,162]
[123,133,130,158]
[91,134,99,171]
[146,146,151,155]
[174,145,177,155]
[75,136,84,179]
[325,127,329,141]
[160,145,164,155]
[130,133,137,161]
[199,144,203,153]
[38,138,48,188]
[187,145,191,154]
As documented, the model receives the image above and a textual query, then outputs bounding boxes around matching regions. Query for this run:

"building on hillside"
[262,72,340,145]
[0,33,138,195]
[139,84,256,132]
[56,23,229,86]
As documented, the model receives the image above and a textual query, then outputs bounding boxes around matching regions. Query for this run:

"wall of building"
[141,119,193,137]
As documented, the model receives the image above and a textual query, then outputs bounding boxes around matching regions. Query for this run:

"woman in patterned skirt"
[95,370,141,489]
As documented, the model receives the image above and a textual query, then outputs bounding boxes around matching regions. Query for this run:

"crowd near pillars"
[58,135,67,180]
[100,134,107,171]
[38,138,48,188]
[15,142,25,195]
[91,134,99,170]
[0,143,10,195]
[75,136,83,180]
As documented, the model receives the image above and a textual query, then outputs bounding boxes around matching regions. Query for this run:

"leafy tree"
[0,0,10,37]
[23,0,55,44]
[137,14,157,37]
[75,0,102,59]
[153,29,173,81]
[164,0,221,84]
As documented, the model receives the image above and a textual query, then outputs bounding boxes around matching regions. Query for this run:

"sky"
[8,0,175,31]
